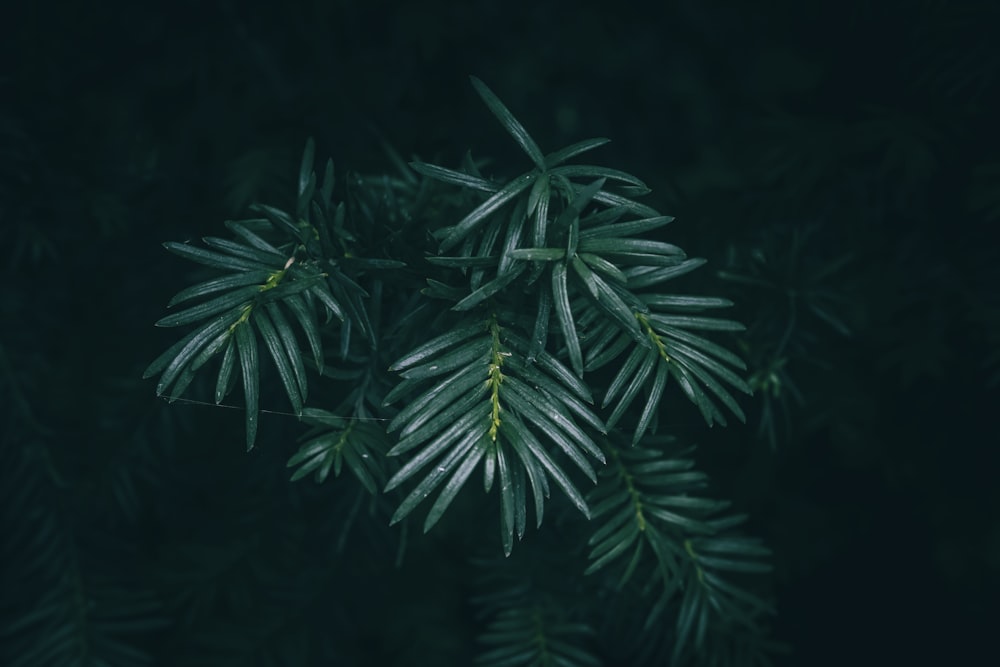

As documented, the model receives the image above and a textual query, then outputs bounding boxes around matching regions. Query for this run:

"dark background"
[2,0,998,665]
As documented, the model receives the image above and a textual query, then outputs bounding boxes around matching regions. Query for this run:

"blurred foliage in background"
[1,0,997,665]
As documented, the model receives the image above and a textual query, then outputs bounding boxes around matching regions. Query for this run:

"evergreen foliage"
[141,77,778,663]
[3,1,997,664]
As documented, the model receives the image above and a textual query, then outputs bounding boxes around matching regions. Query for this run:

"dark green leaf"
[163,241,274,272]
[507,433,548,528]
[605,350,657,430]
[507,248,566,262]
[644,495,729,514]
[389,321,485,371]
[496,200,530,284]
[578,214,675,239]
[591,190,660,218]
[257,271,326,304]
[453,263,526,311]
[696,554,773,573]
[587,516,641,572]
[640,294,733,311]
[215,337,237,403]
[470,76,545,170]
[584,329,630,372]
[591,274,644,343]
[470,214,506,291]
[599,253,689,268]
[202,236,286,266]
[253,307,303,414]
[167,270,271,307]
[339,256,406,270]
[389,385,489,456]
[526,172,549,217]
[643,506,713,534]
[234,320,259,451]
[528,284,552,362]
[504,357,605,433]
[410,161,496,192]
[390,429,484,525]
[578,237,684,257]
[425,255,499,268]
[299,406,348,428]
[670,354,747,423]
[549,165,647,187]
[156,285,260,328]
[543,137,611,168]
[580,205,628,228]
[571,254,599,299]
[182,327,231,379]
[615,184,652,197]
[155,308,244,396]
[438,171,537,253]
[168,331,230,402]
[672,363,726,426]
[633,362,669,444]
[399,337,491,380]
[386,363,486,434]
[578,253,628,285]
[424,437,490,532]
[510,454,527,539]
[165,358,202,403]
[506,333,593,402]
[647,314,745,331]
[299,137,315,201]
[251,203,303,242]
[626,258,707,289]
[601,347,656,408]
[551,261,583,377]
[495,442,516,555]
[285,436,344,468]
[673,583,701,662]
[224,220,285,256]
[588,503,636,548]
[320,158,335,208]
[529,176,551,279]
[387,404,489,488]
[616,539,646,588]
[143,326,202,380]
[701,570,775,615]
[555,179,606,256]
[264,302,308,399]
[306,282,346,323]
[503,380,600,479]
[504,415,590,518]
[695,536,771,557]
[655,325,746,370]
[297,172,316,221]
[807,301,853,337]
[327,270,376,345]
[483,441,496,493]
[283,293,324,372]
[665,337,750,392]
[341,444,379,494]
[287,432,337,482]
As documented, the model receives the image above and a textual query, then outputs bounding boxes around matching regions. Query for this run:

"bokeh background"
[2,0,998,665]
